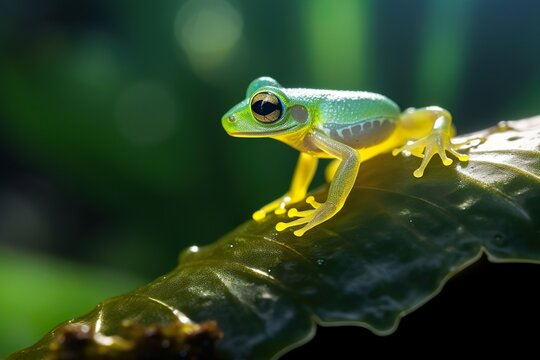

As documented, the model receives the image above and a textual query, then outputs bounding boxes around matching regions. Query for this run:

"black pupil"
[252,98,279,116]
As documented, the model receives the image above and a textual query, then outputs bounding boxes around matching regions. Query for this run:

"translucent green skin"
[222,76,466,237]
[222,77,401,156]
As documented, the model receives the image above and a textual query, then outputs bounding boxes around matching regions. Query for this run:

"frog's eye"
[250,92,284,123]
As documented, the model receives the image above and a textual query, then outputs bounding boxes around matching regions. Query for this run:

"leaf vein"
[456,168,530,220]
[469,157,540,183]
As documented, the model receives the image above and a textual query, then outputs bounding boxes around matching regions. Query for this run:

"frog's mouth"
[230,125,295,137]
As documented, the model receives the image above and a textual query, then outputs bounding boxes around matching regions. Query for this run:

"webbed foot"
[276,196,331,237]
[392,118,471,177]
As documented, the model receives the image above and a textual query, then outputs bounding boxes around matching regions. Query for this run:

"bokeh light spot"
[115,83,177,145]
[70,34,120,91]
[175,0,243,72]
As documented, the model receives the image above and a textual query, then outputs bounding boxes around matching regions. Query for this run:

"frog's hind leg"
[252,153,318,220]
[393,106,470,178]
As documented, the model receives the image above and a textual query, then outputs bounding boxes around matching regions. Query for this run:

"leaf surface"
[9,117,540,360]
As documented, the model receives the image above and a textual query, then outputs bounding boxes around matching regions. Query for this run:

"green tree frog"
[222,77,470,237]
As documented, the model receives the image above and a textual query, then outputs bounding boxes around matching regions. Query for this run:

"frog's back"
[319,90,399,149]
[287,88,400,149]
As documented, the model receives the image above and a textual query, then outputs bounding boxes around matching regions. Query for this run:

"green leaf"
[8,117,540,359]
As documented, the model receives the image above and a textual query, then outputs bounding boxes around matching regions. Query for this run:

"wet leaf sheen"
[9,117,540,360]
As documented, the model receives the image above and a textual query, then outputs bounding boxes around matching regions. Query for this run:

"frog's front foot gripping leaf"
[276,196,323,237]
[392,115,471,178]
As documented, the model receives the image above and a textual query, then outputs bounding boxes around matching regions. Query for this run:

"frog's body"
[271,89,399,156]
[222,77,470,237]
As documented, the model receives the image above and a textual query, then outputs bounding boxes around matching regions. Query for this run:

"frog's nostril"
[228,115,236,122]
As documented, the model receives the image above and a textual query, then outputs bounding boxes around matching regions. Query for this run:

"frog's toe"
[305,196,321,209]
[392,146,412,157]
[453,136,485,150]
[276,217,314,237]
[285,196,322,218]
[293,228,308,237]
[448,147,469,162]
[287,208,300,217]
[252,210,267,221]
[287,208,316,218]
[409,132,470,177]
[411,143,437,177]
[276,216,312,232]
[273,199,292,215]
[392,139,428,159]
[439,150,453,166]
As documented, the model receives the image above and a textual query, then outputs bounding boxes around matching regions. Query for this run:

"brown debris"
[45,320,224,360]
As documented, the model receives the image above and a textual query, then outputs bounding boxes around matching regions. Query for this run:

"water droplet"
[497,121,511,132]
[188,245,199,253]
[267,268,272,273]
[79,324,91,334]
[316,259,325,265]
[493,233,504,244]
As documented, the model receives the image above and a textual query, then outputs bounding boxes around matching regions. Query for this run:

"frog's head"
[222,76,310,138]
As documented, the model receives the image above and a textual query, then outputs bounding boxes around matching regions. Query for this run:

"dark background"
[0,0,539,357]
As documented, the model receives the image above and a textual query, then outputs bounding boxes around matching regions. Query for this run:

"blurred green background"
[0,0,539,356]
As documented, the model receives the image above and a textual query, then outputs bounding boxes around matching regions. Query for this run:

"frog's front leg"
[252,152,318,221]
[277,131,360,237]
[392,106,469,178]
